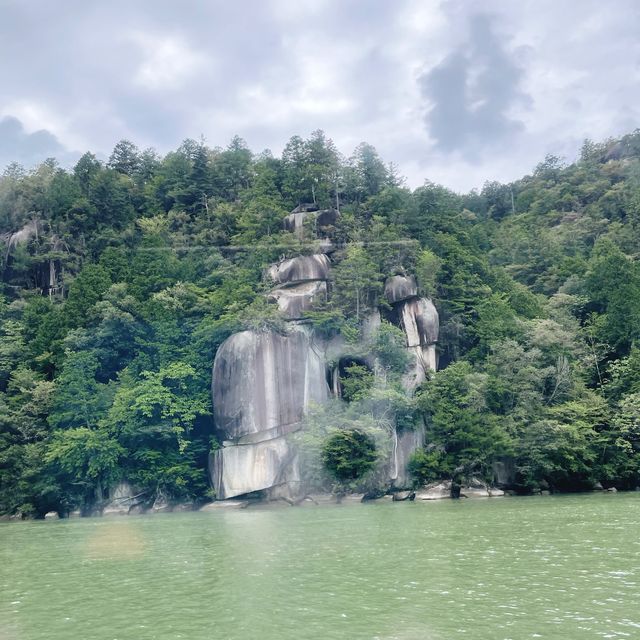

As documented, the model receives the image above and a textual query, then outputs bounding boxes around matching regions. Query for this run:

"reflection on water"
[84,520,147,560]
[1,493,640,639]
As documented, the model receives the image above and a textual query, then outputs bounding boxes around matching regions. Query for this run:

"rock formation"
[383,275,439,389]
[283,205,339,239]
[210,210,440,500]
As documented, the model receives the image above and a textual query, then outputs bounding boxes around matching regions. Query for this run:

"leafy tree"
[48,351,111,429]
[414,361,512,487]
[332,245,382,319]
[322,429,377,483]
[108,139,141,177]
[45,427,124,502]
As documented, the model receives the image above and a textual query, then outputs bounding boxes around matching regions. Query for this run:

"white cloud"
[128,31,210,91]
[0,0,638,189]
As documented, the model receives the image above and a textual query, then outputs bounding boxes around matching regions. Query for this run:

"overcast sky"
[1,0,639,191]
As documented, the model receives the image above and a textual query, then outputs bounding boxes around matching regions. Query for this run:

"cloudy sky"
[1,0,639,191]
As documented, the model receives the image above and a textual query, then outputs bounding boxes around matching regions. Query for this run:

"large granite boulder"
[211,254,441,500]
[399,297,439,347]
[212,327,329,443]
[268,281,327,320]
[267,254,331,286]
[404,344,437,389]
[210,435,300,499]
[384,275,418,304]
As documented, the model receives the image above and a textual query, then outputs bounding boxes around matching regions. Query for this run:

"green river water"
[1,493,640,640]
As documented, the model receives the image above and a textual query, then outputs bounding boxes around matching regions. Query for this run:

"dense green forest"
[2,129,640,517]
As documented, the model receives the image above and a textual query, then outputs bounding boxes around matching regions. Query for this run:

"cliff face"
[210,326,329,499]
[210,213,439,500]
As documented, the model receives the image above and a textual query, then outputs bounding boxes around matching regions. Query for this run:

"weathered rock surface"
[283,208,338,238]
[399,297,439,348]
[384,275,418,304]
[267,254,331,286]
[44,511,59,520]
[493,457,516,487]
[200,500,249,510]
[212,327,329,442]
[102,481,140,516]
[416,479,505,500]
[462,486,505,498]
[268,281,327,319]
[392,490,416,501]
[211,224,441,501]
[404,344,437,389]
[2,220,39,257]
[391,425,425,488]
[210,435,300,499]
[416,482,452,500]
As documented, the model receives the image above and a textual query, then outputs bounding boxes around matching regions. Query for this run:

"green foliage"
[3,129,640,514]
[414,362,512,485]
[331,245,383,319]
[48,351,112,429]
[322,429,377,483]
[45,428,124,490]
[340,364,374,403]
[371,321,411,375]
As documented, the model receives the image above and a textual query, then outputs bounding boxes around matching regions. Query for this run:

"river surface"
[2,493,640,640]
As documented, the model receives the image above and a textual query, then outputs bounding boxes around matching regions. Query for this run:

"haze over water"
[2,493,640,640]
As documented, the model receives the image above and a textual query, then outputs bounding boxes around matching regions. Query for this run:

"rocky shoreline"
[2,481,629,521]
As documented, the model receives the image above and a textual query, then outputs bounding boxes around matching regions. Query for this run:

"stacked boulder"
[266,254,330,320]
[383,275,439,487]
[383,275,439,389]
[210,212,441,500]
[282,205,339,240]
[210,254,332,499]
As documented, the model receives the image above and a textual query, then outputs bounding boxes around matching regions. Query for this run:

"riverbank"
[1,480,630,521]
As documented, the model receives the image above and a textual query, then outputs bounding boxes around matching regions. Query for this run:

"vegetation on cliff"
[2,130,640,515]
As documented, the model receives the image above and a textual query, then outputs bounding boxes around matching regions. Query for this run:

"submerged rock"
[200,500,249,510]
[415,482,452,500]
[392,491,416,501]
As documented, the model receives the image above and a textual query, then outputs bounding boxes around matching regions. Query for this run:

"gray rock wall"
[384,275,417,304]
[268,281,327,320]
[267,254,331,285]
[212,328,329,444]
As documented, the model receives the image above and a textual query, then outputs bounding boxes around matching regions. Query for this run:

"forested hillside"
[2,129,640,516]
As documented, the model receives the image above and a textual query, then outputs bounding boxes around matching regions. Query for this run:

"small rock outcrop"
[283,207,339,239]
